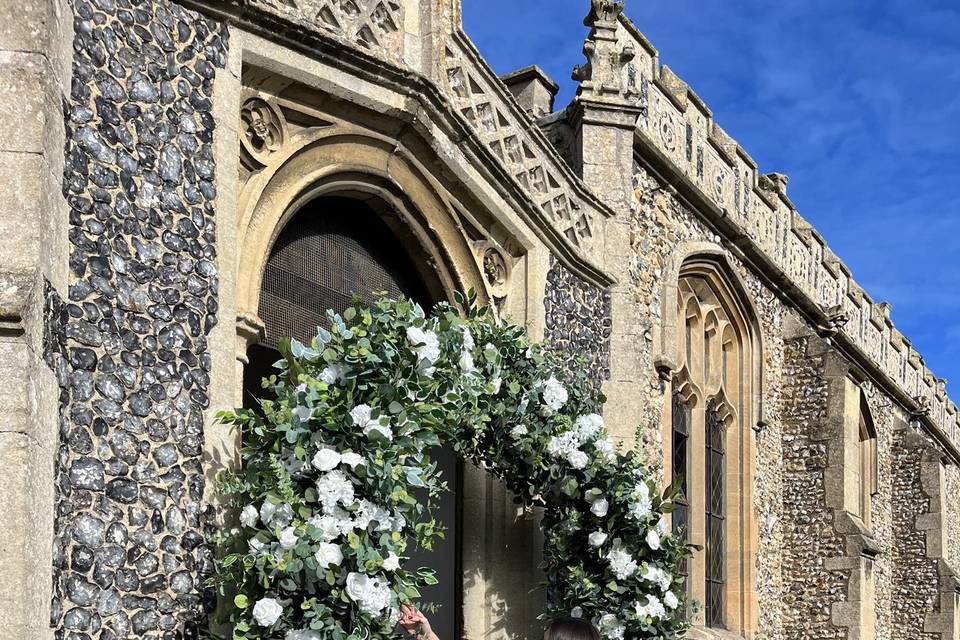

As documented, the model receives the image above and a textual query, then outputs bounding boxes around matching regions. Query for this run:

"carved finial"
[586,0,625,24]
[573,0,636,101]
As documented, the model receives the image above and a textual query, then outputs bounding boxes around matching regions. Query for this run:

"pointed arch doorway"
[242,194,462,639]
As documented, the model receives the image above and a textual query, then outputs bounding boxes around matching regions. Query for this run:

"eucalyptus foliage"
[212,293,692,639]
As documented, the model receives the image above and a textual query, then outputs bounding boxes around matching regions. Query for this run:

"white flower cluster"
[546,413,615,470]
[605,540,638,580]
[350,404,393,441]
[634,594,666,620]
[509,424,528,439]
[641,564,673,592]
[627,476,653,522]
[541,376,569,413]
[598,613,625,640]
[407,326,441,377]
[345,572,394,617]
[319,362,348,386]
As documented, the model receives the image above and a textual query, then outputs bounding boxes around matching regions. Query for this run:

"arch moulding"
[235,125,491,333]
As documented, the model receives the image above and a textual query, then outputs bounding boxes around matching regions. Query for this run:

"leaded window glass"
[705,403,726,629]
[672,392,690,543]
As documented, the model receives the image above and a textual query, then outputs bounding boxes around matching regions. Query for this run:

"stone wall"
[47,0,227,635]
[543,257,611,390]
[862,382,898,640]
[627,163,789,636]
[891,430,940,640]
[945,465,960,573]
[780,335,846,640]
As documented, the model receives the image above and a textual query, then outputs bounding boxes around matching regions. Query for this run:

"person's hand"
[398,603,438,640]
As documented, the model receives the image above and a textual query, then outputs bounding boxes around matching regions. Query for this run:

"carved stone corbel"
[817,304,850,342]
[476,243,512,312]
[235,313,267,364]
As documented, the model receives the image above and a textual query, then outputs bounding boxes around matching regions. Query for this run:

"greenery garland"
[212,293,692,640]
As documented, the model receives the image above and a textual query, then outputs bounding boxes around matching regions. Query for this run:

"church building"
[1,0,958,638]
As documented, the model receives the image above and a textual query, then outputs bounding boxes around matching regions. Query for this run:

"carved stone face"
[249,113,271,145]
[483,249,507,289]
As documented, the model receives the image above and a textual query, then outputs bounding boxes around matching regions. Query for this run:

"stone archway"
[227,108,530,639]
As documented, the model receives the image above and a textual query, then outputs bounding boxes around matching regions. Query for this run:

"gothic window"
[664,258,760,635]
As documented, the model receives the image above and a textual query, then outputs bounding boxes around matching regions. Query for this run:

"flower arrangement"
[211,293,692,639]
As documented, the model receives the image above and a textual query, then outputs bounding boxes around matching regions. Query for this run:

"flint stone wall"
[780,336,846,640]
[46,0,227,636]
[543,257,612,389]
[628,164,788,637]
[891,430,940,640]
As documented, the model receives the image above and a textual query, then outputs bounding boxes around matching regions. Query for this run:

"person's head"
[544,617,601,640]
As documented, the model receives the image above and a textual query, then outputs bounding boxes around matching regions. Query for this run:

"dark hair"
[544,618,601,640]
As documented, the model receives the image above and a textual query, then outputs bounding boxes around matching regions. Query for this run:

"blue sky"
[463,0,960,389]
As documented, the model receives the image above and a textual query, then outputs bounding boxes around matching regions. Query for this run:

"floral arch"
[212,294,692,640]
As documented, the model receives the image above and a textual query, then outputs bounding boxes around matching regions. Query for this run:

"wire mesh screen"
[258,197,433,348]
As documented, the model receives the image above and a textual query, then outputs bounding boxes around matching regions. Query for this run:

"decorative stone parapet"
[611,11,960,460]
[441,32,614,258]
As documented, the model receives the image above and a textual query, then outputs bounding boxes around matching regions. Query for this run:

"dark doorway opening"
[243,196,462,638]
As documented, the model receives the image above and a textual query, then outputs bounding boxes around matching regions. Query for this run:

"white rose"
[286,629,323,640]
[292,405,312,423]
[248,537,266,555]
[252,597,283,626]
[240,504,259,528]
[541,376,568,411]
[591,498,609,518]
[382,551,401,571]
[279,526,299,550]
[664,590,679,609]
[340,452,365,468]
[646,529,661,550]
[312,448,341,472]
[259,501,278,525]
[314,542,343,568]
[510,425,528,439]
[589,531,608,547]
[319,363,347,385]
[350,404,373,427]
[567,450,589,469]
[571,606,583,618]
